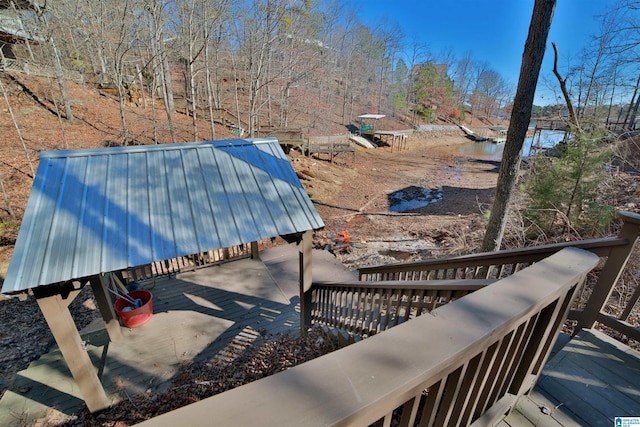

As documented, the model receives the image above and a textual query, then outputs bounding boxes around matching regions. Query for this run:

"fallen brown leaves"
[0,288,99,398]
[49,327,339,427]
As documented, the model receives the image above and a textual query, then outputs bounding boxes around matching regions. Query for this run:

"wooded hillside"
[0,1,515,140]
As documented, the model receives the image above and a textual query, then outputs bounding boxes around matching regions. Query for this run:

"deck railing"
[350,211,640,344]
[138,248,599,427]
[358,237,625,282]
[124,242,260,282]
[1,58,84,82]
[310,279,493,337]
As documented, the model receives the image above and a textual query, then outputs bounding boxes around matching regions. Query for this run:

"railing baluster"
[488,322,528,406]
[353,289,364,333]
[448,352,484,423]
[398,394,421,427]
[332,288,339,327]
[499,314,538,398]
[340,288,347,331]
[337,288,343,329]
[383,290,396,331]
[401,289,414,324]
[320,288,330,322]
[475,333,514,418]
[362,289,372,334]
[344,288,353,330]
[374,290,386,333]
[365,288,374,335]
[434,364,466,426]
[497,263,506,278]
[420,380,444,427]
[358,289,366,335]
[621,283,640,321]
[459,344,497,426]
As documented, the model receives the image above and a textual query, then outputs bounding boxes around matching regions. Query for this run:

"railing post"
[298,231,313,334]
[575,211,640,333]
[250,241,259,259]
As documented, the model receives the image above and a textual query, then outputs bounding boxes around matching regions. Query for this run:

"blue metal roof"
[2,138,324,295]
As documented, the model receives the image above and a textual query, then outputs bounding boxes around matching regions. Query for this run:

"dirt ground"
[0,73,508,276]
[294,132,500,269]
[0,72,505,390]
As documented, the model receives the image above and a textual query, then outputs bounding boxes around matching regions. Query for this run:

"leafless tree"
[451,51,475,106]
[29,1,75,122]
[482,0,557,252]
[141,0,177,142]
[473,69,507,118]
[0,78,34,176]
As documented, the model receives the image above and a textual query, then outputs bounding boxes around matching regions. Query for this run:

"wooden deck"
[0,245,356,426]
[363,129,409,152]
[501,328,640,426]
[2,244,639,426]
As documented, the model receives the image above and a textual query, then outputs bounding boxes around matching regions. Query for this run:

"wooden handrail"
[137,248,599,427]
[355,211,640,342]
[358,237,626,281]
[310,279,494,337]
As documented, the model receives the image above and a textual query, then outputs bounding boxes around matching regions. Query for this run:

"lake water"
[389,130,567,212]
[450,130,567,160]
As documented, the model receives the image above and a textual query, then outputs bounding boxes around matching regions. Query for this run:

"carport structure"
[1,138,324,412]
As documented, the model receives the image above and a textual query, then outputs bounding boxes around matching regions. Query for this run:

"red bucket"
[114,290,153,328]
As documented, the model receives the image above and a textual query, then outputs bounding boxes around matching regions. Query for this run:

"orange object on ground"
[336,230,351,251]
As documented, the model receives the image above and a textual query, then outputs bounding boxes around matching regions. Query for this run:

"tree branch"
[552,42,580,130]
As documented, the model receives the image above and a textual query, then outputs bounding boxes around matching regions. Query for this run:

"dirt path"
[291,133,500,268]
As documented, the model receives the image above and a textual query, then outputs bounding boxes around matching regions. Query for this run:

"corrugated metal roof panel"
[2,138,324,295]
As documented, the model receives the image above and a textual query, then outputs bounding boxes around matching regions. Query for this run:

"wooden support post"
[250,241,259,259]
[34,290,111,413]
[91,275,122,342]
[575,211,640,333]
[298,231,313,334]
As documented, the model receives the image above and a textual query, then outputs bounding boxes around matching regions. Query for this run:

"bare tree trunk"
[47,77,69,148]
[136,64,148,108]
[481,0,556,252]
[623,76,640,130]
[183,3,199,141]
[266,51,273,128]
[117,84,129,145]
[151,83,159,143]
[629,91,640,130]
[189,58,199,141]
[0,171,16,221]
[606,68,617,126]
[161,52,175,114]
[158,52,176,143]
[0,78,35,176]
[552,42,579,129]
[31,2,75,122]
[342,78,349,125]
[50,44,74,122]
[229,53,242,132]
[204,40,216,140]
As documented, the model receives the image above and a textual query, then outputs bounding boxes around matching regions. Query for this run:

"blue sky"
[349,0,616,105]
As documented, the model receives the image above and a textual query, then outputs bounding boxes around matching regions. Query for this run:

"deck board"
[505,328,640,426]
[5,247,638,427]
